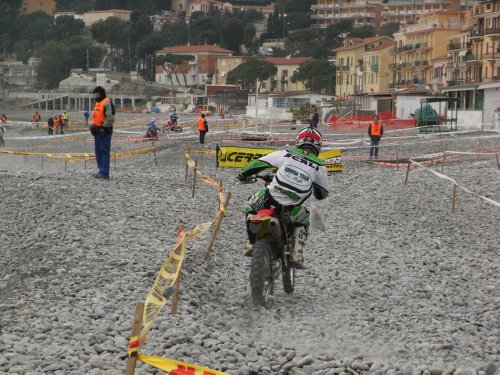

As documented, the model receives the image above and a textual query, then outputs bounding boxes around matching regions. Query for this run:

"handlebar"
[241,173,274,184]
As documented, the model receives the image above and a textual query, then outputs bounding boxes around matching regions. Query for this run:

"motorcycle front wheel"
[250,236,273,307]
[282,266,295,294]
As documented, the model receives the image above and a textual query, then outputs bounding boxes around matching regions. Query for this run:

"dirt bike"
[162,119,182,133]
[146,127,159,140]
[244,174,298,307]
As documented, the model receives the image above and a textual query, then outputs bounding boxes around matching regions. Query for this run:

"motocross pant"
[243,188,310,226]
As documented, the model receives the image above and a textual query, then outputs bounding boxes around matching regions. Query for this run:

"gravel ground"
[0,118,499,375]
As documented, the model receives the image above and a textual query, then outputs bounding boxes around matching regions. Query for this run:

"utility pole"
[255,78,259,131]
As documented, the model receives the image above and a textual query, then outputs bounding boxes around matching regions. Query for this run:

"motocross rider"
[236,127,330,268]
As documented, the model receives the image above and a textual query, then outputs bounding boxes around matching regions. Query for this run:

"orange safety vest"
[92,97,110,126]
[54,118,60,127]
[370,122,382,136]
[197,117,207,131]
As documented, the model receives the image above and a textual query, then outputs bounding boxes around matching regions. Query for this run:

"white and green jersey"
[241,147,330,206]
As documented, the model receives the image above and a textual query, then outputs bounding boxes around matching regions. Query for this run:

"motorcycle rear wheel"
[250,237,273,307]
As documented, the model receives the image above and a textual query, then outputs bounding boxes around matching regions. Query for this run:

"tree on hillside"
[54,16,85,40]
[36,38,105,89]
[226,60,277,91]
[379,22,400,38]
[156,54,195,86]
[291,59,335,94]
[350,25,376,38]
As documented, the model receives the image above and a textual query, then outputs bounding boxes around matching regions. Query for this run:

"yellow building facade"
[334,36,392,97]
[389,11,462,90]
[21,0,56,15]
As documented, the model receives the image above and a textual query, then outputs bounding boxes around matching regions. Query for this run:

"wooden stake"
[191,158,198,198]
[441,152,446,174]
[125,303,144,375]
[152,141,157,167]
[204,192,232,261]
[451,184,458,212]
[113,154,117,169]
[496,153,500,170]
[184,145,190,182]
[171,275,181,315]
[24,147,28,162]
[396,153,399,170]
[64,160,67,172]
[404,161,411,185]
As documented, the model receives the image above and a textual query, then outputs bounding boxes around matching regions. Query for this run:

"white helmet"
[295,127,323,155]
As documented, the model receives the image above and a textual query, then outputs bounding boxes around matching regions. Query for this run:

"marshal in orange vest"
[197,116,207,131]
[370,122,382,137]
[92,97,110,126]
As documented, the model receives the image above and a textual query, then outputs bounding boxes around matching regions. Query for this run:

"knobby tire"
[250,237,273,307]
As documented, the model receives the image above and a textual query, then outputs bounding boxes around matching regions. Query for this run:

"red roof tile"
[157,45,234,54]
[265,57,310,65]
[365,41,394,53]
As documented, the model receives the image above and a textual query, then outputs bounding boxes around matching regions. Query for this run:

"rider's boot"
[290,226,307,269]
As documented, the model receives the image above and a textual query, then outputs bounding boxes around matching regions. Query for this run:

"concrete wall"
[395,95,443,119]
[456,110,483,129]
[483,88,500,129]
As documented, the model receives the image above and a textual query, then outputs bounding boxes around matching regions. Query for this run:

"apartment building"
[0,60,37,88]
[382,0,461,25]
[311,0,383,29]
[468,0,500,83]
[262,57,310,92]
[155,45,233,87]
[334,36,393,97]
[389,11,463,91]
[363,41,394,94]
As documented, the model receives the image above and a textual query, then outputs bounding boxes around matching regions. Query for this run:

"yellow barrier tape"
[0,147,155,163]
[138,354,228,375]
[190,150,216,156]
[139,221,213,342]
[196,170,219,187]
[128,335,140,357]
[216,145,343,173]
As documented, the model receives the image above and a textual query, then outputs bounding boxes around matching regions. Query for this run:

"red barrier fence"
[328,111,416,130]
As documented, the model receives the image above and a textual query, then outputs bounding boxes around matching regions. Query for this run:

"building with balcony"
[334,36,393,97]
[0,60,37,88]
[155,45,233,87]
[468,0,500,84]
[381,0,461,25]
[439,0,499,128]
[363,41,394,94]
[389,11,463,92]
[311,0,383,29]
[262,57,310,92]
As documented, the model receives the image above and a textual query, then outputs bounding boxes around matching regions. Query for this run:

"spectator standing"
[197,113,208,144]
[32,112,41,127]
[58,115,65,134]
[368,114,383,159]
[54,116,61,135]
[310,108,319,129]
[89,86,115,179]
[84,111,90,126]
[0,121,5,147]
[63,111,69,128]
[47,116,55,135]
